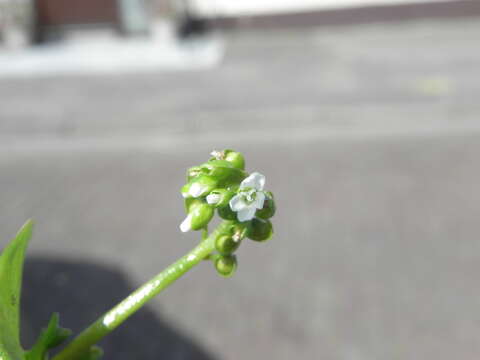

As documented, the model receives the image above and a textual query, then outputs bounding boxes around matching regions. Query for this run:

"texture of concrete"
[1,16,480,360]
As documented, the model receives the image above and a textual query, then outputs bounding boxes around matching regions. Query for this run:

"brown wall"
[35,0,119,26]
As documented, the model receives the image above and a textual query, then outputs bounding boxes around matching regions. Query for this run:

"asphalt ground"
[1,16,480,360]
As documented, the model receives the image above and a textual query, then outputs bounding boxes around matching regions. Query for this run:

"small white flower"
[229,172,266,222]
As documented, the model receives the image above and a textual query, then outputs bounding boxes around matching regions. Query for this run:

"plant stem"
[52,221,232,360]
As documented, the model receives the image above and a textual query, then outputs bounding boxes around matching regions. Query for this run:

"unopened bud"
[215,235,241,255]
[224,149,245,170]
[215,255,237,277]
[230,223,248,242]
[206,189,234,207]
[181,175,217,198]
[255,192,276,219]
[200,160,246,186]
[180,200,214,232]
[217,205,237,221]
[187,166,206,181]
[247,218,273,242]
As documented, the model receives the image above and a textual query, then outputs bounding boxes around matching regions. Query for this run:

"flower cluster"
[180,149,276,276]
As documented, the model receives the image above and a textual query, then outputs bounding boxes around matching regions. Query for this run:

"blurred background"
[1,0,480,359]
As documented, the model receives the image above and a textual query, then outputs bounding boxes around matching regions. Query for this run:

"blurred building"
[0,0,34,47]
[0,0,154,46]
[1,0,479,49]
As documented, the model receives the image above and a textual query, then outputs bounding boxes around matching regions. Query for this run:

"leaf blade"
[0,220,34,360]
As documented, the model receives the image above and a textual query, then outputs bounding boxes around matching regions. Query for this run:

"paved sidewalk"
[1,18,480,141]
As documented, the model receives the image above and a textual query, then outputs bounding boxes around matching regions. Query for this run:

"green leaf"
[0,220,34,360]
[25,313,72,360]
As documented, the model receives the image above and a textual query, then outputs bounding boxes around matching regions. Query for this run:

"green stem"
[52,221,232,360]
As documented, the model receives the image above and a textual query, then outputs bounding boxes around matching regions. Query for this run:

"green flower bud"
[230,222,249,242]
[181,175,217,198]
[217,205,237,221]
[247,218,273,242]
[180,200,214,232]
[206,189,234,208]
[200,160,247,186]
[224,149,245,170]
[255,192,276,219]
[186,166,207,181]
[215,255,237,277]
[215,235,241,255]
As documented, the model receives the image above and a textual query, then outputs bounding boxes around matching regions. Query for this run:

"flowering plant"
[0,149,275,360]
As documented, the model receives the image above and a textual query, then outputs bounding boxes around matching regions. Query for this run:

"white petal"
[237,206,257,222]
[253,191,265,209]
[179,214,193,232]
[189,183,205,198]
[229,195,247,211]
[240,172,265,190]
[206,193,221,205]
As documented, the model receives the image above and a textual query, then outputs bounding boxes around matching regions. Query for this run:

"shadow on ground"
[21,257,217,360]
